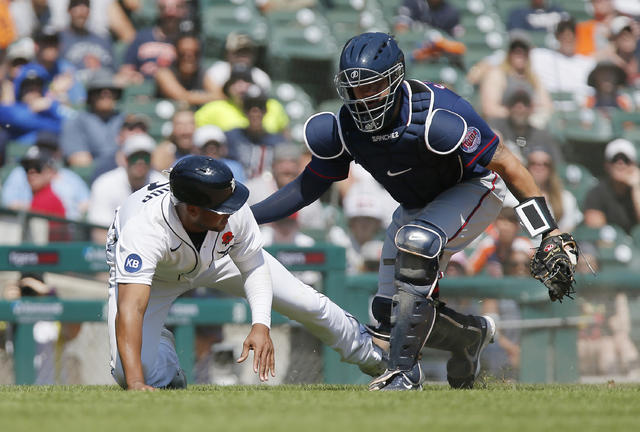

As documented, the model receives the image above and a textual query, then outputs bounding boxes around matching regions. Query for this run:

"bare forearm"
[115,308,146,387]
[486,142,542,201]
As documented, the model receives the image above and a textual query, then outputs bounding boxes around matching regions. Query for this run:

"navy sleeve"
[123,36,141,67]
[452,97,499,169]
[250,166,334,224]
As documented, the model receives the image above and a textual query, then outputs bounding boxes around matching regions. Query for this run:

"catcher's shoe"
[368,362,424,391]
[446,315,496,389]
[165,368,187,389]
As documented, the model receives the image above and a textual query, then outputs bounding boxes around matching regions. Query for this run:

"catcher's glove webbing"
[530,233,579,302]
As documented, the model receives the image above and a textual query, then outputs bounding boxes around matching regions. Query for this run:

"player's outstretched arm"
[115,282,155,391]
[237,323,275,382]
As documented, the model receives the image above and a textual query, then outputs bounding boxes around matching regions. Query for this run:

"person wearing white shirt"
[107,155,385,390]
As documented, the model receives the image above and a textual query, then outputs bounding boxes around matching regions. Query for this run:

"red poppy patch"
[222,231,234,246]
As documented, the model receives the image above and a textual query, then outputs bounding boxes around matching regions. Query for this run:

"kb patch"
[124,253,142,272]
[461,127,481,153]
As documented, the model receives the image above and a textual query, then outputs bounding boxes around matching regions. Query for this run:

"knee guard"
[394,220,446,297]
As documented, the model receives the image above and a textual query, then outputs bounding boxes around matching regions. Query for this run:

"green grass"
[1,383,640,432]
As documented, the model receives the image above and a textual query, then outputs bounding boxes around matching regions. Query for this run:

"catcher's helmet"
[169,155,249,214]
[335,32,405,133]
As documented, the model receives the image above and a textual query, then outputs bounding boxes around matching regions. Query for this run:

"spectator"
[88,132,165,243]
[59,0,115,83]
[226,86,286,179]
[584,60,633,111]
[507,0,566,33]
[29,25,85,105]
[60,68,123,168]
[204,32,271,97]
[577,242,640,377]
[246,143,325,231]
[151,108,196,171]
[575,0,619,56]
[530,17,596,99]
[2,272,60,384]
[1,37,36,104]
[195,65,289,134]
[192,125,245,182]
[0,63,68,144]
[602,15,640,88]
[0,0,15,49]
[480,30,554,128]
[2,131,89,220]
[360,239,384,273]
[488,88,562,163]
[468,207,533,277]
[526,145,582,232]
[394,0,462,38]
[154,33,217,107]
[9,0,55,39]
[19,145,69,241]
[328,184,386,274]
[118,0,187,82]
[91,112,149,181]
[106,0,139,43]
[583,138,640,234]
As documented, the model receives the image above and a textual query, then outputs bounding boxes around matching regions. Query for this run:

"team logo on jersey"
[461,127,481,153]
[222,231,234,246]
[124,253,142,273]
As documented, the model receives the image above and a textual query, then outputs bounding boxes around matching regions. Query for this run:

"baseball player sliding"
[107,155,385,390]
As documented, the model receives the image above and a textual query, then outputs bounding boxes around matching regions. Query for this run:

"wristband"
[514,196,558,237]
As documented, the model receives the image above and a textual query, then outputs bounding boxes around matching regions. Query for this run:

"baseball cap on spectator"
[20,146,55,171]
[610,15,633,38]
[243,85,268,112]
[86,68,123,99]
[122,113,151,132]
[193,125,227,148]
[122,133,156,158]
[69,0,90,9]
[34,25,60,44]
[226,32,255,53]
[508,30,533,51]
[343,188,385,221]
[604,138,636,163]
[6,38,35,63]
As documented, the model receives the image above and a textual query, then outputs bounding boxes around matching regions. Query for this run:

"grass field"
[1,382,639,432]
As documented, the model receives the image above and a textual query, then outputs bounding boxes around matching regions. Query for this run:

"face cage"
[335,63,404,133]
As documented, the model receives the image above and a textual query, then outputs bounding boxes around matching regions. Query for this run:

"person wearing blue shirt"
[251,33,572,391]
[0,64,69,144]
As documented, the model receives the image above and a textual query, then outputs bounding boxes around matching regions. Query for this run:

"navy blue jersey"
[304,80,499,209]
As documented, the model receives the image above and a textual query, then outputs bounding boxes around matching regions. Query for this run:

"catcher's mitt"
[530,233,579,302]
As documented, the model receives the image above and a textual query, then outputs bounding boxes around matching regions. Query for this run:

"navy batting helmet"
[335,32,405,133]
[169,155,249,214]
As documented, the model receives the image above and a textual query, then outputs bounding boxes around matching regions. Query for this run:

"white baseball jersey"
[107,181,383,388]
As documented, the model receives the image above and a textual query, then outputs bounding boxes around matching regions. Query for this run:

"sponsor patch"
[461,127,481,153]
[124,253,142,273]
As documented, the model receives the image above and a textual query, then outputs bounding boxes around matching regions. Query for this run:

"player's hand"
[127,380,156,391]
[237,323,275,382]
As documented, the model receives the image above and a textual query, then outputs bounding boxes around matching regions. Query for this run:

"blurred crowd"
[0,0,639,383]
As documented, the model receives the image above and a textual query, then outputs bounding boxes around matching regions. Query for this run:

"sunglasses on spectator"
[21,162,43,173]
[528,160,551,168]
[611,154,633,165]
[127,152,151,164]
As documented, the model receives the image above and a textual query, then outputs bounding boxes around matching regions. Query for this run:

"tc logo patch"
[124,253,142,272]
[461,127,481,153]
